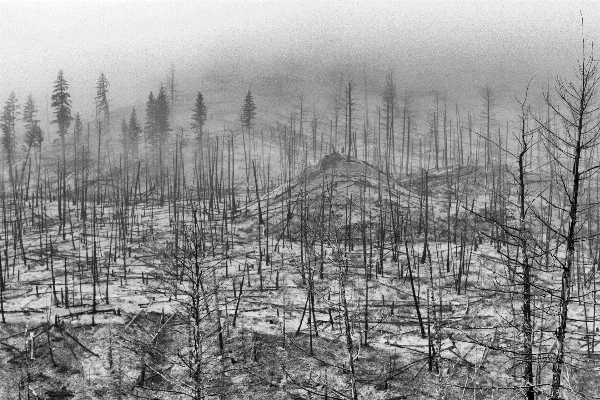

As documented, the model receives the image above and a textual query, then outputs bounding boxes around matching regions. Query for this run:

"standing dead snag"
[383,72,396,169]
[345,80,358,162]
[541,43,600,400]
[516,84,536,400]
[474,80,543,399]
[339,260,358,400]
[481,86,494,170]
[405,241,425,338]
[420,169,431,264]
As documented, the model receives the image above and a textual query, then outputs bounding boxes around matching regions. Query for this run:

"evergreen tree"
[191,91,208,143]
[32,125,43,150]
[145,91,157,146]
[52,71,72,236]
[155,84,171,145]
[23,94,39,150]
[128,107,142,159]
[241,90,256,131]
[51,70,72,150]
[96,72,110,131]
[1,92,19,183]
[73,112,83,142]
[382,72,396,109]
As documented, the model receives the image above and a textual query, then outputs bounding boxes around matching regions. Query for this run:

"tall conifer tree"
[51,70,72,152]
[191,91,208,144]
[241,90,256,132]
[1,92,19,186]
[155,84,171,145]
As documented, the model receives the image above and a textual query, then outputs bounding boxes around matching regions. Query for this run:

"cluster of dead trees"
[1,39,600,400]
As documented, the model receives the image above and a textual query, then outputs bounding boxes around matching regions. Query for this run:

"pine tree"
[191,91,208,144]
[51,70,72,151]
[155,84,171,145]
[96,72,110,131]
[52,70,72,239]
[128,108,141,159]
[30,125,43,151]
[241,90,257,132]
[73,113,83,142]
[145,91,157,146]
[23,94,39,150]
[23,93,44,172]
[1,92,19,185]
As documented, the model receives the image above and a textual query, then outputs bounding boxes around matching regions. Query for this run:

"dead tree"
[541,42,600,400]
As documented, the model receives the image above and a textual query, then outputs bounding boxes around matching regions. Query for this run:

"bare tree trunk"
[548,49,599,400]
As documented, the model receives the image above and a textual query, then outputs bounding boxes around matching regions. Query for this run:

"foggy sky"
[1,1,599,130]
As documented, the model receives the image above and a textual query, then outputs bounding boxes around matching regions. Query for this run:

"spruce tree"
[241,90,256,132]
[22,93,44,173]
[23,94,39,150]
[191,91,208,144]
[128,108,141,159]
[73,113,83,143]
[29,125,43,151]
[52,70,72,237]
[51,70,72,153]
[145,91,157,146]
[1,92,19,185]
[96,72,110,131]
[155,84,171,145]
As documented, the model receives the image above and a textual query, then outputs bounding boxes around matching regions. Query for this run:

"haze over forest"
[2,0,599,133]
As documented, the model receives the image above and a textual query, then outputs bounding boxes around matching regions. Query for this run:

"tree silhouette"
[51,70,72,151]
[145,91,157,146]
[23,94,40,151]
[22,94,43,178]
[128,107,142,159]
[95,72,110,131]
[241,90,256,132]
[191,91,208,144]
[1,92,19,186]
[155,84,171,145]
[344,80,357,161]
[73,112,83,143]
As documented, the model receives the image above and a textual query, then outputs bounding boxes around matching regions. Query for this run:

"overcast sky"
[1,0,599,124]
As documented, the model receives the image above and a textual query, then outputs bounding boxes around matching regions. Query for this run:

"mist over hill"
[2,1,598,139]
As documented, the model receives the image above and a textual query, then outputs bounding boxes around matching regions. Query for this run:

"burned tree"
[541,42,600,400]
